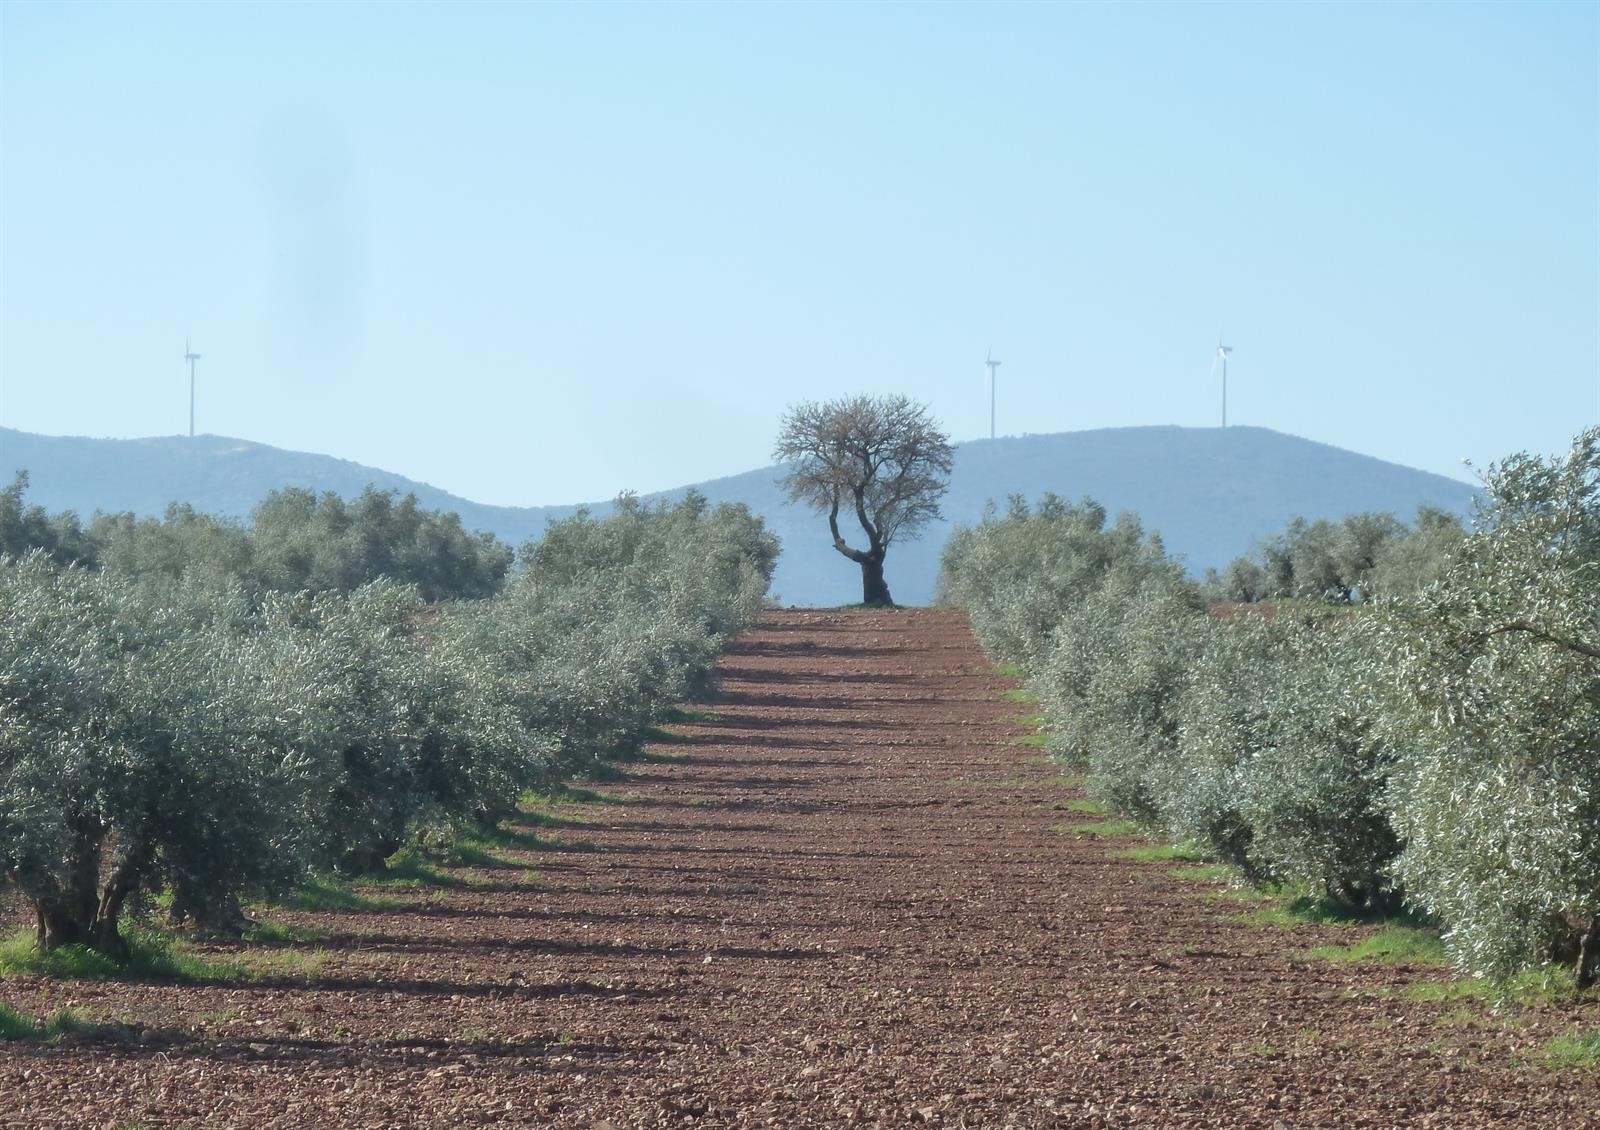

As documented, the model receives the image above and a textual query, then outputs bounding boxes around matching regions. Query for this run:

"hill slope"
[0,425,1478,606]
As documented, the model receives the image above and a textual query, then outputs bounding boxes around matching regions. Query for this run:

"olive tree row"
[89,485,515,602]
[1202,507,1466,605]
[939,429,1600,985]
[0,492,777,954]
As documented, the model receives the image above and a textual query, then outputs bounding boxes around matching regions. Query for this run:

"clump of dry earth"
[1,609,1595,1127]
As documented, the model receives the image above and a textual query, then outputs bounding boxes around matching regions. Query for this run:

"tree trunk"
[1578,915,1600,990]
[33,822,103,950]
[31,829,148,959]
[339,834,404,877]
[860,554,894,607]
[36,903,93,950]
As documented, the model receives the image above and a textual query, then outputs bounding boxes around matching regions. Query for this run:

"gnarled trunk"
[33,821,103,950]
[860,554,894,607]
[30,825,148,959]
[1578,915,1600,990]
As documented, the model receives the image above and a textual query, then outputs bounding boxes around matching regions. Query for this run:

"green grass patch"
[1170,863,1232,883]
[1308,925,1447,966]
[993,663,1024,679]
[639,727,695,748]
[1539,1030,1600,1071]
[242,919,331,945]
[353,851,471,890]
[1001,688,1037,704]
[242,947,330,981]
[1115,842,1204,863]
[1014,713,1048,729]
[2,1007,92,1042]
[0,1002,36,1040]
[1395,965,1583,1008]
[468,823,563,853]
[524,784,626,807]
[271,876,409,913]
[1056,798,1107,814]
[1236,904,1311,928]
[0,1005,180,1047]
[510,800,580,828]
[662,707,716,724]
[1205,885,1278,908]
[1013,732,1052,749]
[1057,820,1141,838]
[0,926,245,983]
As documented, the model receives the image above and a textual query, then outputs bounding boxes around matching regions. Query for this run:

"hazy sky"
[1,1,1595,506]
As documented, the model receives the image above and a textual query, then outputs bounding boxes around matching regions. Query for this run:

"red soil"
[1,609,1595,1127]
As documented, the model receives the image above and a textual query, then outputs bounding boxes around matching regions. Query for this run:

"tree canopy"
[774,395,953,606]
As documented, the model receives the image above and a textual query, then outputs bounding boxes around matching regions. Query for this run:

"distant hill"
[0,425,1478,606]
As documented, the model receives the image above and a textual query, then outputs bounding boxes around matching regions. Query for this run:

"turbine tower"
[1211,337,1233,428]
[985,348,1001,440]
[185,339,201,438]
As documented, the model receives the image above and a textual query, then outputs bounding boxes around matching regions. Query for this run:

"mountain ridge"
[0,424,1480,606]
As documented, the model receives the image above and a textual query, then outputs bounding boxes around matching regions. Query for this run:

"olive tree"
[1236,614,1399,909]
[0,557,337,951]
[0,471,95,566]
[776,395,952,606]
[1380,427,1600,985]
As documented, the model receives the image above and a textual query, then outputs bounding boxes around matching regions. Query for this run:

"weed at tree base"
[0,925,246,983]
[1056,820,1141,838]
[0,1002,34,1040]
[0,1003,185,1046]
[1115,842,1204,863]
[1171,863,1232,883]
[662,707,717,724]
[1308,926,1447,966]
[270,876,408,913]
[241,919,332,945]
[1539,1030,1600,1071]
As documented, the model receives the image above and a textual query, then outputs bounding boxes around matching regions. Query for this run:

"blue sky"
[1,1,1595,506]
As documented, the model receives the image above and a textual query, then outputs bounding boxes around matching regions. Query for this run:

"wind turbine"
[985,348,1001,440]
[1211,337,1233,428]
[185,339,201,438]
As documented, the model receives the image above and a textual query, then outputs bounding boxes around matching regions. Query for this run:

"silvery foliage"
[497,492,778,774]
[0,486,778,948]
[1043,570,1203,826]
[279,581,544,874]
[0,556,338,944]
[937,496,1200,810]
[937,495,1180,673]
[1379,427,1600,979]
[90,486,514,604]
[0,472,96,567]
[1161,615,1275,879]
[943,494,1400,908]
[1365,506,1468,601]
[1203,509,1464,606]
[1242,617,1397,907]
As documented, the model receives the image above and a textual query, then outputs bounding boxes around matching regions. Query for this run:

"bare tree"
[775,395,954,606]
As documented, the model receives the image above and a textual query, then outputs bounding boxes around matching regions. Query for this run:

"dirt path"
[2,608,1596,1128]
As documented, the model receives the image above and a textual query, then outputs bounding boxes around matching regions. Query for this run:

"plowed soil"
[2,609,1596,1128]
